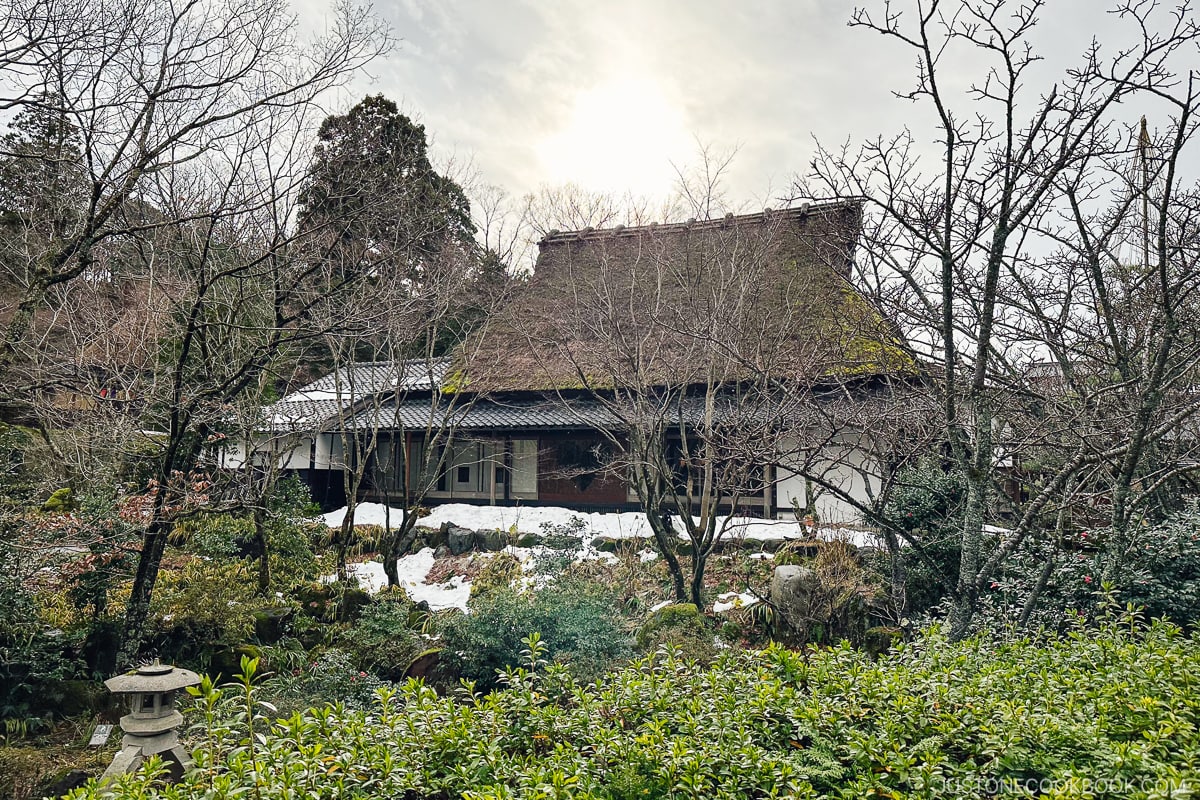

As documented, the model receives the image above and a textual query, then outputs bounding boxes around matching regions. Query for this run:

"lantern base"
[101,743,192,783]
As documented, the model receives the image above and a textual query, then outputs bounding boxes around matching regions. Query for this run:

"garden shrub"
[69,607,1200,800]
[0,529,85,724]
[333,595,428,681]
[878,460,967,613]
[984,501,1200,631]
[292,581,371,623]
[144,556,260,668]
[469,552,523,599]
[442,579,630,690]
[634,602,717,663]
[1117,502,1200,626]
[257,649,386,717]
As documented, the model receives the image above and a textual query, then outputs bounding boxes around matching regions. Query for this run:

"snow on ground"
[712,592,760,614]
[323,503,879,614]
[344,548,472,611]
[322,502,881,548]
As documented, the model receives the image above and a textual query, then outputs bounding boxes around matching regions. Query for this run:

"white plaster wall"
[313,433,343,470]
[221,434,314,470]
[220,442,247,469]
[279,438,312,470]
[775,435,882,526]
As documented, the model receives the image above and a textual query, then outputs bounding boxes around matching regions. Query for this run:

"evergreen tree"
[298,95,477,291]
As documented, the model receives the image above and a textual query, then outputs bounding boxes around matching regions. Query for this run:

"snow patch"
[323,502,881,547]
[342,548,471,611]
[712,592,759,614]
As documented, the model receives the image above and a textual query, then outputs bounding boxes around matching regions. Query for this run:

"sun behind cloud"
[538,76,692,198]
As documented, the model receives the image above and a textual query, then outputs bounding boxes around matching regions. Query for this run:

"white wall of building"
[775,434,881,526]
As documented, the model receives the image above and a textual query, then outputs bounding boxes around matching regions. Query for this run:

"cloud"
[317,0,1188,212]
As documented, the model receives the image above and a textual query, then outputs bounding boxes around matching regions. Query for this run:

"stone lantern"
[102,660,201,782]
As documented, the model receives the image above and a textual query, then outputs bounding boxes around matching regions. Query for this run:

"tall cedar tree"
[298,95,475,292]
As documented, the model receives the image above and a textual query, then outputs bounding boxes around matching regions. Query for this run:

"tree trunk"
[382,515,419,587]
[688,549,708,609]
[119,523,169,666]
[882,528,907,615]
[949,472,988,641]
[646,510,687,602]
[253,505,271,596]
[1017,551,1056,628]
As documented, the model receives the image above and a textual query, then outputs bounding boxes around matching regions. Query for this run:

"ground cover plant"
[71,603,1200,800]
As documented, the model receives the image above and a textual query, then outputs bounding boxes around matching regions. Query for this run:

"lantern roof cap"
[105,661,201,693]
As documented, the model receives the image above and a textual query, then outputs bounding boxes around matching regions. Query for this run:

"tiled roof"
[344,394,823,432]
[259,358,452,431]
[346,397,622,431]
[302,358,450,394]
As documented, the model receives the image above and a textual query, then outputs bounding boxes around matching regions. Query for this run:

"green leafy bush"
[0,521,85,724]
[442,579,630,690]
[1116,503,1200,625]
[878,460,967,613]
[257,649,385,717]
[988,502,1200,630]
[145,557,260,667]
[70,608,1200,800]
[333,594,429,681]
[634,602,716,662]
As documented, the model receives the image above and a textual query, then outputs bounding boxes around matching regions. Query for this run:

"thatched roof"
[455,200,912,393]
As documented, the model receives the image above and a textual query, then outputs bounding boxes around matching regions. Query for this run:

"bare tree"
[0,0,388,389]
[0,0,394,662]
[801,0,1200,637]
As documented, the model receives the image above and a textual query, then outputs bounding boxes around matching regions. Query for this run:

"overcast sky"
[313,0,1191,214]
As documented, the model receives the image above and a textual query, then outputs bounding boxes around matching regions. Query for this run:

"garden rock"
[770,565,818,634]
[475,529,505,552]
[447,525,474,555]
[403,648,442,680]
[253,607,293,643]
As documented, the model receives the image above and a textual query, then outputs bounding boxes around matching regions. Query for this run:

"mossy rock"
[635,603,716,663]
[592,537,620,553]
[338,587,373,622]
[403,648,443,681]
[864,626,903,658]
[41,487,75,513]
[475,529,505,552]
[515,533,542,548]
[423,527,447,549]
[1,746,110,800]
[208,644,262,682]
[774,540,821,565]
[253,606,294,643]
[741,537,784,553]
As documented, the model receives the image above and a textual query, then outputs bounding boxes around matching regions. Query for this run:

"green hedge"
[74,608,1200,799]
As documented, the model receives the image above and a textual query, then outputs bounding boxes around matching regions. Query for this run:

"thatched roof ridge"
[538,199,861,245]
[452,199,910,394]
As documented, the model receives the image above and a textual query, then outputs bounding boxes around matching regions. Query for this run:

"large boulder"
[769,565,818,639]
[474,529,505,552]
[447,525,475,555]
